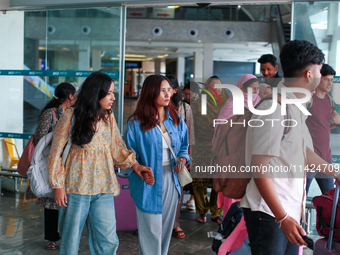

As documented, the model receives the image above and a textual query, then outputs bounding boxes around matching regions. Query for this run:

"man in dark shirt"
[305,64,340,194]
[257,54,282,87]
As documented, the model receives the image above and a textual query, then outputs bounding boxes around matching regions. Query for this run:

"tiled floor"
[0,180,317,255]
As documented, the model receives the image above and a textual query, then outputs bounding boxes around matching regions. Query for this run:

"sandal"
[173,228,185,239]
[197,214,207,223]
[211,215,223,225]
[45,241,57,250]
[186,199,195,210]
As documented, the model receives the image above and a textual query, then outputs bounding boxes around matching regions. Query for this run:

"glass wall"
[23,7,124,134]
[0,7,125,168]
[293,2,340,163]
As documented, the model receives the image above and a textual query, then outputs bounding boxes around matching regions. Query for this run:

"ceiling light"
[238,5,241,9]
[167,6,180,9]
[124,54,146,58]
[157,54,169,58]
[125,57,154,61]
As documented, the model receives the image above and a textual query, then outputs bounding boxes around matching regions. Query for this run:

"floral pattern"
[48,108,137,196]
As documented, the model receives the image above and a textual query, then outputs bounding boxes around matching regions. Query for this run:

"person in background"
[183,81,199,105]
[125,75,190,255]
[166,74,195,238]
[49,72,153,255]
[305,64,340,194]
[257,54,282,87]
[24,82,77,250]
[214,74,260,212]
[191,76,228,224]
[259,83,272,99]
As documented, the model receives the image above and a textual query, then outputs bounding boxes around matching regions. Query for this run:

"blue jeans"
[59,193,119,255]
[306,170,334,195]
[243,208,299,255]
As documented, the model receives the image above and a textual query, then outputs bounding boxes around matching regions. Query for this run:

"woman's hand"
[175,157,187,174]
[55,188,67,207]
[132,162,155,185]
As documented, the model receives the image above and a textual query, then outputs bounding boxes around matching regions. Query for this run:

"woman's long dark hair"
[166,74,182,109]
[72,72,113,146]
[127,75,180,132]
[39,82,75,117]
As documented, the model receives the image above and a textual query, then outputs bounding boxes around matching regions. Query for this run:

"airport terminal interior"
[1,0,340,254]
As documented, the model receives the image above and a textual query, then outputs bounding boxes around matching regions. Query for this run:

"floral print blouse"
[178,102,195,146]
[48,108,137,196]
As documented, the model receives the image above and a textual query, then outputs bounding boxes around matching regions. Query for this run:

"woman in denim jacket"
[125,75,190,255]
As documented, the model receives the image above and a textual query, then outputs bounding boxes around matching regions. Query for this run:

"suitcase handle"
[327,181,340,249]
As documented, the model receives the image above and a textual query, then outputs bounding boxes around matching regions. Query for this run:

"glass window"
[23,7,123,134]
[0,7,125,160]
[293,2,340,161]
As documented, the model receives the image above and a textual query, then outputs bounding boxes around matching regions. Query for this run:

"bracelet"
[276,213,289,228]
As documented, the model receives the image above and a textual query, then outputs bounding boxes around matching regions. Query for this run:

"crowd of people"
[23,39,340,255]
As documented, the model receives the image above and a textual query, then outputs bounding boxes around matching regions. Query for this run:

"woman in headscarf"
[259,83,272,99]
[213,74,260,255]
[191,76,229,224]
[215,74,260,214]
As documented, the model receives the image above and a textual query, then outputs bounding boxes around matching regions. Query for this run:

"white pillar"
[78,41,90,85]
[176,56,185,87]
[203,43,214,83]
[0,11,24,166]
[193,51,203,82]
[91,48,101,71]
[154,59,161,75]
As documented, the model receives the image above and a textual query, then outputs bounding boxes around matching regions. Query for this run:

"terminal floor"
[0,185,315,255]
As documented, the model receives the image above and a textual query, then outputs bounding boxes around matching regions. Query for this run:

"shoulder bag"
[156,125,192,187]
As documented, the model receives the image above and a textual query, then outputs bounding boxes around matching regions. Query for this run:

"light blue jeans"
[58,193,119,255]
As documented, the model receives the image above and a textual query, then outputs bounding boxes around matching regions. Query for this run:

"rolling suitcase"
[313,180,340,254]
[114,167,138,232]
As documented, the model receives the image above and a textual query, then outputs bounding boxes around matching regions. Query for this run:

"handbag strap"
[61,111,75,164]
[156,125,177,160]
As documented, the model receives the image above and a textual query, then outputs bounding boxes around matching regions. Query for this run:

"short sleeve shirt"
[240,82,309,222]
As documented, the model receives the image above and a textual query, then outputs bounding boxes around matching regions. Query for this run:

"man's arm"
[331,110,340,129]
[306,147,340,180]
[252,155,307,246]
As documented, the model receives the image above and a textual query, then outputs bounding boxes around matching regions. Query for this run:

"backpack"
[212,96,290,199]
[313,187,340,240]
[212,202,243,254]
[27,115,73,198]
[17,111,57,177]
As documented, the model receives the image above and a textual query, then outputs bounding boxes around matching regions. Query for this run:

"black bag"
[212,202,243,254]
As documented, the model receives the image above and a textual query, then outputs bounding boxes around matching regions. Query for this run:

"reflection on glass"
[23,8,122,133]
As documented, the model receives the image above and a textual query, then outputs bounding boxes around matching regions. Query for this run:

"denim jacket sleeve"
[124,120,141,175]
[177,115,191,165]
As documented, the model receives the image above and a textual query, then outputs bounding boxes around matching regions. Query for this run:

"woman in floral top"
[25,82,77,250]
[49,72,153,255]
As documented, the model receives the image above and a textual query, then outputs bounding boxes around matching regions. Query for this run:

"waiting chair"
[4,138,23,185]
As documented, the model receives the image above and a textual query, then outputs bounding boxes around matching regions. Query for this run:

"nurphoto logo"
[200,85,312,128]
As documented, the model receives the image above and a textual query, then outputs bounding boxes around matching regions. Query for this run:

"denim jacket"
[124,109,190,214]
